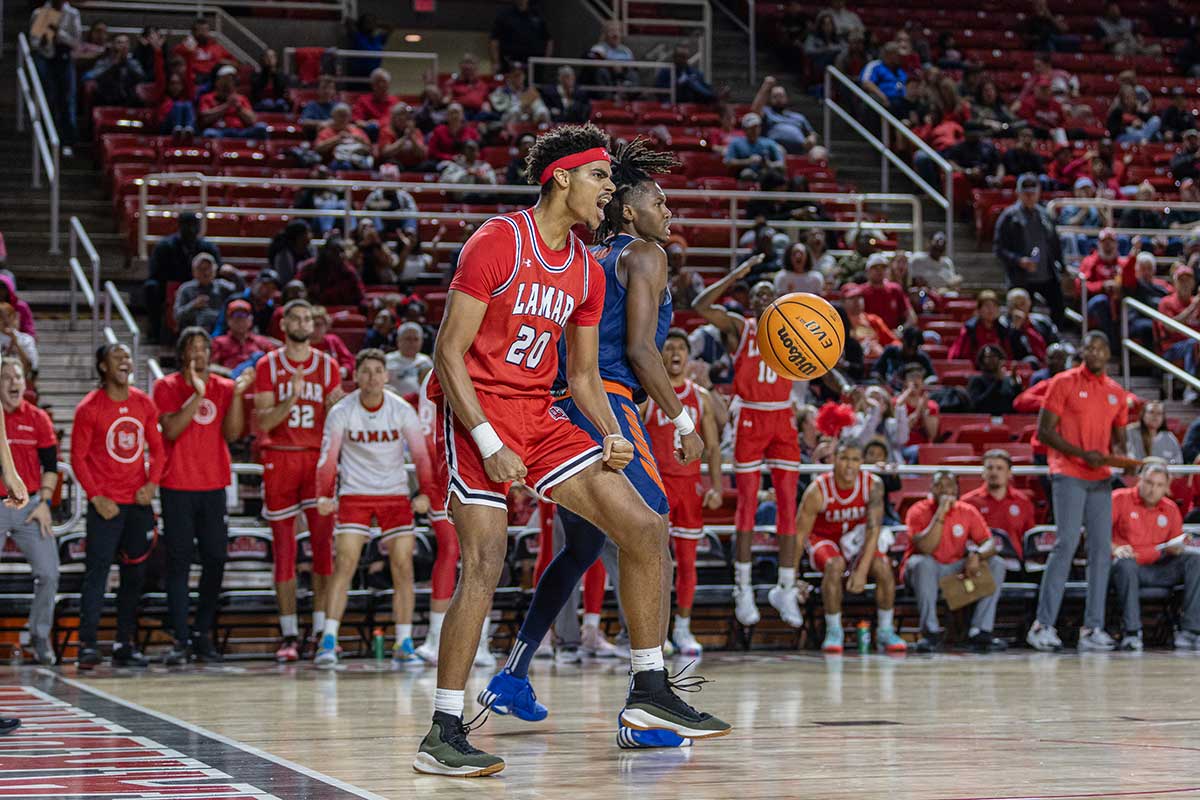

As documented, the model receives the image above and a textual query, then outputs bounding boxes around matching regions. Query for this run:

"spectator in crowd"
[833,30,869,83]
[427,103,481,163]
[876,327,936,389]
[1163,88,1200,144]
[174,253,238,333]
[667,239,706,311]
[198,65,267,139]
[30,0,82,156]
[588,20,637,91]
[862,43,908,116]
[1176,28,1200,79]
[1001,128,1046,183]
[1017,80,1065,140]
[505,133,537,184]
[968,79,1022,138]
[1117,181,1165,231]
[948,291,1008,362]
[963,449,1037,560]
[1108,84,1162,144]
[827,0,864,37]
[215,269,281,338]
[298,239,364,309]
[300,75,340,134]
[173,18,231,84]
[0,277,36,340]
[1167,179,1200,229]
[724,113,785,181]
[657,43,718,104]
[1171,129,1200,184]
[74,20,108,72]
[803,12,844,78]
[145,212,222,343]
[904,471,1007,652]
[151,63,197,137]
[364,307,396,351]
[1110,460,1200,651]
[844,385,909,456]
[835,232,877,284]
[773,242,824,295]
[994,174,1067,326]
[348,220,397,286]
[1125,400,1183,464]
[1007,301,1048,364]
[860,252,918,330]
[71,343,164,669]
[267,221,316,286]
[1079,227,1127,335]
[488,61,550,128]
[752,76,818,154]
[1154,262,1200,374]
[154,328,252,665]
[210,299,279,375]
[443,53,490,117]
[308,306,354,377]
[315,103,373,170]
[806,229,837,278]
[386,322,434,397]
[968,345,1021,415]
[359,181,419,240]
[1025,0,1079,52]
[1014,52,1079,113]
[292,165,344,236]
[843,285,897,358]
[89,33,146,107]
[346,13,389,77]
[413,83,448,134]
[909,232,961,290]
[250,48,289,112]
[544,66,591,125]
[438,139,498,186]
[1057,177,1104,258]
[940,128,1002,190]
[490,0,553,72]
[894,365,940,458]
[1096,2,1161,57]
[1028,340,1072,386]
[353,68,400,137]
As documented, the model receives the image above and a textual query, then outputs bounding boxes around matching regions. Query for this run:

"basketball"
[756,292,845,381]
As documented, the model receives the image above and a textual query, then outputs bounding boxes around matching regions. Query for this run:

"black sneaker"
[112,644,149,668]
[0,718,20,735]
[967,631,1008,653]
[915,630,943,653]
[77,646,101,671]
[412,711,505,777]
[162,640,191,666]
[192,635,223,663]
[619,668,731,739]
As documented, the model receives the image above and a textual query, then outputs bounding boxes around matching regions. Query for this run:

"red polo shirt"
[1155,291,1200,350]
[198,92,253,129]
[1041,364,1128,481]
[860,281,912,330]
[1112,486,1182,565]
[153,372,234,492]
[1078,251,1124,295]
[961,485,1035,559]
[352,92,399,124]
[3,400,56,494]
[902,497,992,571]
[212,333,276,369]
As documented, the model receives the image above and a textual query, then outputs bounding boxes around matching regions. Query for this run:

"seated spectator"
[439,139,497,185]
[724,113,785,182]
[75,21,109,73]
[1108,84,1161,144]
[89,33,146,107]
[1171,129,1200,184]
[267,221,316,286]
[315,103,373,170]
[968,79,1022,137]
[968,345,1020,415]
[1126,400,1183,463]
[1007,302,1048,363]
[363,307,396,351]
[941,129,1002,190]
[490,0,552,72]
[309,306,354,377]
[1017,80,1065,140]
[386,322,434,397]
[904,470,1007,653]
[427,103,480,163]
[144,211,221,343]
[843,285,897,358]
[1002,128,1046,182]
[588,20,637,91]
[1096,2,1162,57]
[895,364,940,458]
[346,12,389,77]
[413,83,448,134]
[909,232,961,291]
[1167,179,1200,230]
[352,220,400,285]
[266,280,306,340]
[299,75,339,133]
[505,133,536,184]
[1080,227,1127,332]
[863,437,903,524]
[1110,460,1199,652]
[293,164,345,236]
[773,242,824,295]
[544,66,591,125]
[0,304,37,375]
[828,0,864,37]
[803,12,844,79]
[352,68,400,135]
[1117,181,1165,230]
[298,239,364,308]
[215,269,280,336]
[198,65,267,140]
[1029,341,1072,386]
[1025,0,1079,52]
[0,276,35,339]
[657,43,717,104]
[488,61,550,128]
[806,229,837,279]
[861,43,908,116]
[173,253,237,333]
[844,385,908,453]
[359,180,419,240]
[860,253,917,330]
[151,63,196,137]
[173,18,230,84]
[1057,177,1104,258]
[913,109,965,186]
[209,299,279,375]
[443,53,490,117]
[1161,87,1196,142]
[876,327,936,389]
[1014,52,1079,114]
[949,290,1010,362]
[963,449,1036,560]
[835,233,877,285]
[751,76,818,155]
[1155,262,1200,373]
[833,31,870,83]
[250,48,290,112]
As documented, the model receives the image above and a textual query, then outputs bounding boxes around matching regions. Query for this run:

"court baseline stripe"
[941,787,1200,800]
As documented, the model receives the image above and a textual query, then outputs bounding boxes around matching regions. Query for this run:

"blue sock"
[504,632,542,679]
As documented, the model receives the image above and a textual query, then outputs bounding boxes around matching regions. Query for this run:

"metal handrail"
[1120,296,1200,392]
[824,66,954,257]
[103,281,141,368]
[52,462,85,537]
[69,217,101,350]
[710,0,755,85]
[282,47,438,87]
[526,56,676,104]
[147,357,164,393]
[15,34,60,253]
[620,0,711,81]
[1046,196,1200,250]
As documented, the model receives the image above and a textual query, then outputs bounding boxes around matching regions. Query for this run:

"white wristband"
[670,410,696,436]
[470,422,504,458]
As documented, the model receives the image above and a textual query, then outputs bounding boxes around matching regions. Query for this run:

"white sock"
[674,615,691,635]
[396,623,412,642]
[778,567,796,590]
[428,611,445,639]
[322,619,340,639]
[878,608,894,630]
[630,646,665,674]
[433,687,464,718]
[582,612,601,629]
[968,626,981,638]
[734,561,752,587]
[280,614,299,638]
[825,612,842,629]
[313,611,326,634]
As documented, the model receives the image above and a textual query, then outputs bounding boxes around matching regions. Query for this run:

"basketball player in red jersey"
[795,438,905,654]
[254,299,344,662]
[415,124,729,778]
[644,329,723,656]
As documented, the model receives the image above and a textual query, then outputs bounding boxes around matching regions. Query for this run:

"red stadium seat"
[952,424,1015,450]
[678,151,727,178]
[917,443,975,465]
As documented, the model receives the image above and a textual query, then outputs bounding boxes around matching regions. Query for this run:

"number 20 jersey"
[254,348,340,450]
[428,209,605,401]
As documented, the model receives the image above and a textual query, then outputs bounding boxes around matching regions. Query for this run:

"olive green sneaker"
[619,668,732,739]
[412,711,505,777]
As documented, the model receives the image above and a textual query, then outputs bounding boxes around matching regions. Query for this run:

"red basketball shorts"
[261,448,320,521]
[335,494,414,542]
[663,473,705,539]
[438,393,603,508]
[732,406,801,473]
[807,525,894,572]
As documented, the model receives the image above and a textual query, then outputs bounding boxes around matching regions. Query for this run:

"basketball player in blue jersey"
[479,139,716,749]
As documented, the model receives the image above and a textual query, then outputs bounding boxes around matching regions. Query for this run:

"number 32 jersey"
[428,209,605,401]
[255,348,340,450]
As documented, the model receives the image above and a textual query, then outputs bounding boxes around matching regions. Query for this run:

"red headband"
[539,147,611,186]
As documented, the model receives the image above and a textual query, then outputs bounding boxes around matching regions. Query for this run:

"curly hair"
[525,123,611,195]
[595,137,681,243]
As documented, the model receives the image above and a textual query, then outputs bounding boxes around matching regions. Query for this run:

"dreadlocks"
[595,137,681,243]
[525,123,611,195]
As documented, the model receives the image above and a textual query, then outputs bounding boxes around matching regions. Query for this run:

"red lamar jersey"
[644,380,704,479]
[732,316,793,408]
[810,470,870,540]
[70,387,165,504]
[153,371,234,492]
[3,400,56,494]
[1112,486,1183,565]
[961,484,1035,559]
[428,209,605,401]
[254,348,340,450]
[902,497,991,566]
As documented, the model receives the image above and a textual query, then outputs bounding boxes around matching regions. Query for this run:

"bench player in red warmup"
[414,124,729,778]
[254,300,344,662]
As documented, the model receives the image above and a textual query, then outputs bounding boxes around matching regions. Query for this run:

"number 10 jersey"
[254,347,340,450]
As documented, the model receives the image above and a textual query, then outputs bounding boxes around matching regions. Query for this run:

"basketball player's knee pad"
[582,560,606,616]
[771,469,799,536]
[269,519,297,583]
[303,508,334,577]
[734,471,762,533]
[431,519,459,601]
[672,538,698,610]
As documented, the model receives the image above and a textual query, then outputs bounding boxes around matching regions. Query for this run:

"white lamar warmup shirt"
[316,389,431,498]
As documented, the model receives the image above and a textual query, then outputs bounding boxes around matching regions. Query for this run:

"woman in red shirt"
[70,343,165,670]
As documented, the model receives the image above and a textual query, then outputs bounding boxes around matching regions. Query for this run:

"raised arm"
[222,370,255,442]
[564,323,634,470]
[691,254,763,349]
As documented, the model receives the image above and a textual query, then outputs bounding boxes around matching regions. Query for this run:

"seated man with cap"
[724,112,785,182]
[198,65,268,139]
[174,253,240,333]
[210,298,281,377]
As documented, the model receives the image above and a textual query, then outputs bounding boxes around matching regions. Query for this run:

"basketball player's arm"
[158,367,206,441]
[849,475,884,591]
[697,387,725,508]
[402,419,435,514]
[314,405,344,514]
[0,406,26,508]
[222,370,254,443]
[691,254,765,348]
[564,323,635,469]
[794,481,823,557]
[434,290,527,482]
[1037,408,1105,468]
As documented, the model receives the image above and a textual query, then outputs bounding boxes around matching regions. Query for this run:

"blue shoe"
[313,633,338,668]
[876,626,907,654]
[392,637,418,665]
[477,669,548,722]
[822,623,844,654]
[617,716,693,749]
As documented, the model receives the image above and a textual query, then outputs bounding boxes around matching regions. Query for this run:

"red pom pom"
[816,402,856,438]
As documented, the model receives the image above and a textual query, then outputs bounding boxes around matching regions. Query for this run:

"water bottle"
[372,627,386,660]
[856,621,871,655]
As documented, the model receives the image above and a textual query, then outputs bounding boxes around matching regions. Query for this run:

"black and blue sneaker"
[616,714,693,749]
[477,669,548,722]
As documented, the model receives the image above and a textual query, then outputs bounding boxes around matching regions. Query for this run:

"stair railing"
[15,34,61,254]
[68,217,101,351]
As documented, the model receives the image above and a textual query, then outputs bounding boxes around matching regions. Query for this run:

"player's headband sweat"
[539,148,611,186]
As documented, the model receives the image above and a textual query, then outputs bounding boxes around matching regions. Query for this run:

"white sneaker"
[474,641,497,668]
[534,634,554,659]
[1025,623,1063,652]
[581,624,620,658]
[768,585,804,628]
[415,637,439,665]
[662,637,677,658]
[1174,629,1199,650]
[672,627,703,657]
[1118,631,1143,652]
[1078,627,1116,652]
[62,146,74,158]
[733,584,761,626]
[555,645,582,664]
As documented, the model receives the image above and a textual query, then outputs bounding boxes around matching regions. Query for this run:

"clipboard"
[939,565,997,610]
[1103,455,1143,471]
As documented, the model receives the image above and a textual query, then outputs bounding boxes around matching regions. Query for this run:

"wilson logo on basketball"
[774,323,821,377]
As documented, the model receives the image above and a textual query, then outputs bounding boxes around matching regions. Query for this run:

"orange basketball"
[756,292,845,381]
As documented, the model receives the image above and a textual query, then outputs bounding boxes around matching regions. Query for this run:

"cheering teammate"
[314,349,435,668]
[414,125,728,778]
[0,354,30,730]
[644,329,724,657]
[254,300,344,662]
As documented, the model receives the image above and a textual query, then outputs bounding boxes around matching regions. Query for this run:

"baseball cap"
[1098,227,1117,241]
[866,252,890,269]
[191,252,217,267]
[976,289,999,306]
[741,112,762,128]
[1017,173,1040,191]
[1073,176,1095,190]
[227,299,252,315]
[216,64,238,78]
[1185,128,1200,140]
[255,268,281,287]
